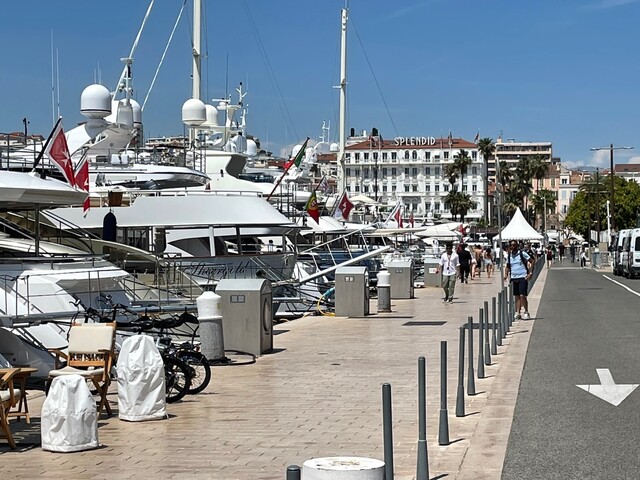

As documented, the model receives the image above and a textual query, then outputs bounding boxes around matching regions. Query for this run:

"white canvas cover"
[500,208,544,241]
[41,374,99,452]
[117,335,166,422]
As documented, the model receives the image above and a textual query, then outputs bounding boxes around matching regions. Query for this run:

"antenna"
[50,30,55,125]
[56,48,60,118]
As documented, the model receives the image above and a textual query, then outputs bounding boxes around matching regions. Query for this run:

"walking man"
[504,241,533,320]
[458,243,472,283]
[436,243,459,303]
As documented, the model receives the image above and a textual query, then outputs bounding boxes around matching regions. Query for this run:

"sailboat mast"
[192,0,202,100]
[338,6,348,193]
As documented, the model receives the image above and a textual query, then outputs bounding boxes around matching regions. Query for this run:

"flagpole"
[266,137,309,201]
[32,116,62,173]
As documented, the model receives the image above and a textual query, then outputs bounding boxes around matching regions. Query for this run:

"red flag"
[74,157,90,214]
[334,192,354,220]
[305,191,320,223]
[409,212,414,228]
[394,205,403,228]
[44,120,76,186]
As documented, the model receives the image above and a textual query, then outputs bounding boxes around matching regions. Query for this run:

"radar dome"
[291,144,303,158]
[80,84,111,119]
[245,139,258,157]
[203,104,219,127]
[329,142,339,152]
[130,99,142,127]
[182,99,206,126]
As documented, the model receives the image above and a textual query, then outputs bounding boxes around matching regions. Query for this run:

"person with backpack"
[504,240,533,320]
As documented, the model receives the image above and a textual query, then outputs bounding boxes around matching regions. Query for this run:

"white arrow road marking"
[577,369,639,406]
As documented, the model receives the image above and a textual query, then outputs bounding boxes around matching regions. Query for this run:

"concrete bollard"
[438,341,450,446]
[456,326,465,417]
[302,457,385,479]
[377,270,391,313]
[196,291,224,362]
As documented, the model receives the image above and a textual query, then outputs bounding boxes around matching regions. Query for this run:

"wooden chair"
[48,323,116,417]
[1,368,20,449]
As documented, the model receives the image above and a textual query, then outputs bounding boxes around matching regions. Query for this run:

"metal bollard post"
[382,383,394,480]
[483,301,491,365]
[416,357,429,479]
[286,465,301,480]
[491,296,498,354]
[438,341,450,445]
[510,283,515,325]
[477,308,485,379]
[503,287,510,334]
[377,269,391,313]
[456,326,465,417]
[467,316,476,395]
[497,291,504,344]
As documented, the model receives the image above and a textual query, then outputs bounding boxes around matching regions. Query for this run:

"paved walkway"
[0,266,547,479]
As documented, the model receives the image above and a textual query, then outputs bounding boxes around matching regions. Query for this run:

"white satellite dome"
[245,139,258,157]
[182,98,207,126]
[130,99,142,127]
[202,104,219,127]
[80,84,111,119]
[291,144,303,158]
[329,142,339,152]
[315,141,330,154]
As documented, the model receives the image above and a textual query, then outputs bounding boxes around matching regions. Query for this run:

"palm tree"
[497,160,512,187]
[477,138,495,224]
[529,155,548,193]
[530,189,557,229]
[444,163,460,189]
[453,149,472,192]
[445,190,477,222]
[502,191,520,218]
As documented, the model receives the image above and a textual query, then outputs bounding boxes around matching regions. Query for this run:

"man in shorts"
[504,241,533,320]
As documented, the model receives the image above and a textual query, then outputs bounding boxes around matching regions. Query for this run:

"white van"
[613,229,631,276]
[624,228,640,278]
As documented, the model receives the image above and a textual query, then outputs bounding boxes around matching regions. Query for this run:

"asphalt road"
[502,262,640,480]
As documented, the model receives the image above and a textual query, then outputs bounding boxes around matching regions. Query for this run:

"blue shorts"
[511,277,528,296]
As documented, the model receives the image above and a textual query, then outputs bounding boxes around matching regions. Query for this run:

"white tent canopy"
[500,208,543,241]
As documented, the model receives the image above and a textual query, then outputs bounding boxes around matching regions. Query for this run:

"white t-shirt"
[439,251,460,276]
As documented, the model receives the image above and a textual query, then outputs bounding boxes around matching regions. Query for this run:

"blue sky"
[1,0,640,168]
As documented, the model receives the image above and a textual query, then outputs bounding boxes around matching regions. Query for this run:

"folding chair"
[0,368,20,449]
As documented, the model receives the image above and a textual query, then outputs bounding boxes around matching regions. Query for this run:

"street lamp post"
[590,144,633,232]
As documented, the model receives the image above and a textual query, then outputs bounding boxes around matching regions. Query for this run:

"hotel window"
[412,185,418,192]
[472,151,477,160]
[472,167,477,175]
[435,167,440,176]
[391,152,397,160]
[562,205,567,213]
[444,184,449,192]
[435,202,440,211]
[363,167,369,178]
[462,185,467,192]
[382,152,388,160]
[363,185,369,193]
[363,152,369,160]
[373,152,378,160]
[412,167,418,176]
[383,185,387,192]
[355,185,360,192]
[347,185,351,192]
[404,168,410,175]
[404,150,410,160]
[404,185,410,192]
[426,185,431,192]
[353,168,360,177]
[391,168,396,176]
[561,190,566,199]
[425,151,431,160]
[426,167,431,175]
[551,178,556,187]
[346,168,351,176]
[472,184,477,192]
[435,185,440,192]
[382,168,388,176]
[444,152,449,160]
[412,150,418,160]
[355,153,360,160]
[561,178,568,184]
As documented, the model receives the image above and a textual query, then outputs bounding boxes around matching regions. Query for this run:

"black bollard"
[416,357,429,479]
[491,296,498,354]
[456,326,465,417]
[497,291,504,344]
[467,316,476,395]
[382,383,394,480]
[438,341,450,445]
[477,308,485,379]
[484,301,491,365]
[286,465,301,480]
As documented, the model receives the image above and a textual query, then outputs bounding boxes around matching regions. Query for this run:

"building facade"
[344,135,485,221]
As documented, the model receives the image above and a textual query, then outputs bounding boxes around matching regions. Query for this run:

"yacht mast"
[337,6,348,193]
[192,0,202,101]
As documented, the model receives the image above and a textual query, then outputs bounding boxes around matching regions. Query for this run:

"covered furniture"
[41,374,99,452]
[48,323,116,417]
[0,368,20,449]
[116,335,166,422]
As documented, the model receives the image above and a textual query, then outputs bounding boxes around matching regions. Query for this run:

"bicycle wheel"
[163,356,191,403]
[178,350,211,394]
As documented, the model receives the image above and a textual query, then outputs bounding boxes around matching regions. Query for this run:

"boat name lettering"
[394,136,436,146]
[188,260,253,279]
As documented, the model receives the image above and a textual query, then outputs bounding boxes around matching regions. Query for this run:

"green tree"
[477,137,495,224]
[445,190,477,222]
[453,149,472,192]
[530,189,557,229]
[529,155,549,192]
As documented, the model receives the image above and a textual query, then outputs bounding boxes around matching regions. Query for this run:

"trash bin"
[41,374,99,452]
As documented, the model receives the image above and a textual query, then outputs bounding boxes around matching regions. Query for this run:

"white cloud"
[584,0,640,10]
[589,149,610,167]
[628,156,640,164]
